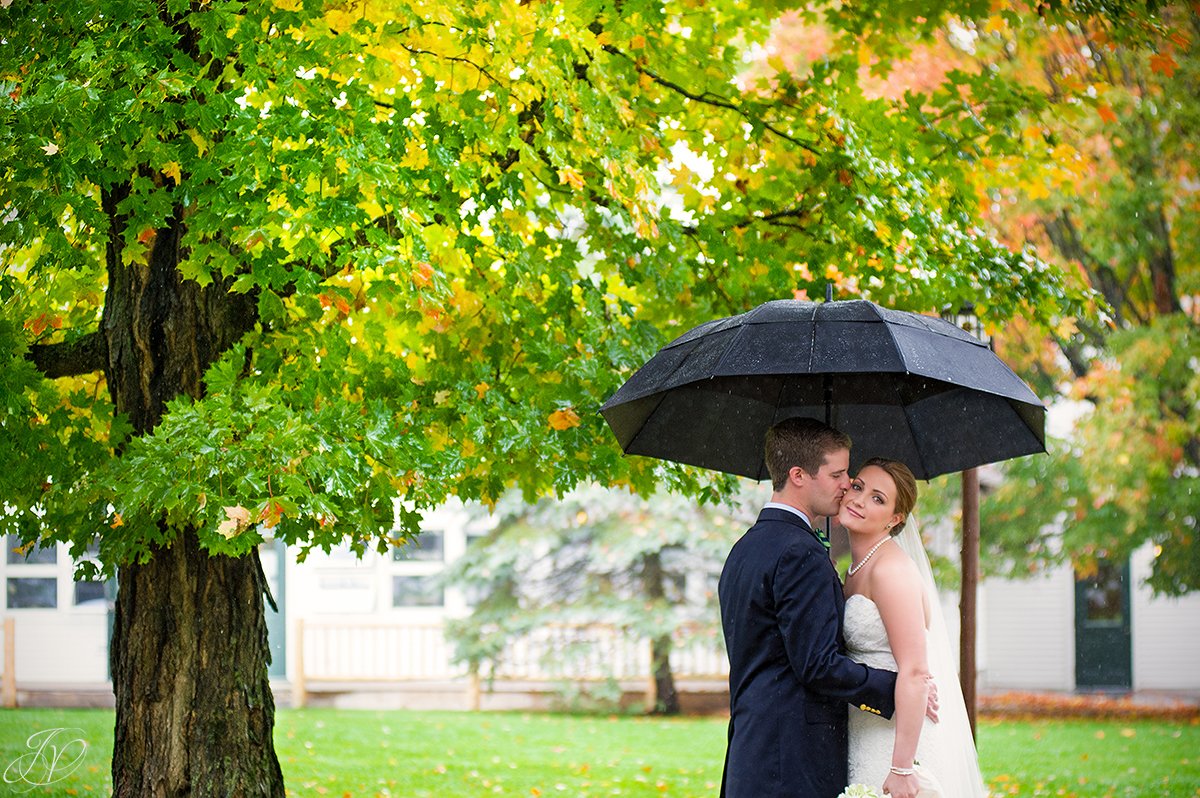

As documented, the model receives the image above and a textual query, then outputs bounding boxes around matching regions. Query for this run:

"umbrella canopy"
[600,299,1045,481]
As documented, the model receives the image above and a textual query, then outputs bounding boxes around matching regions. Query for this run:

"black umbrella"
[600,299,1045,481]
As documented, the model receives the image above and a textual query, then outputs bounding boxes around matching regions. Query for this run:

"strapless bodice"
[844,593,897,670]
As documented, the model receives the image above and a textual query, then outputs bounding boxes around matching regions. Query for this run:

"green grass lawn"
[1,708,1197,796]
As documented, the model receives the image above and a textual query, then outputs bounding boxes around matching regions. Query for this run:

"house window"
[392,574,444,607]
[1082,566,1126,627]
[7,541,56,565]
[392,530,444,562]
[73,580,107,607]
[5,534,60,609]
[7,577,57,609]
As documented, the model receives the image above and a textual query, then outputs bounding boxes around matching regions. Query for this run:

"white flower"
[838,786,883,798]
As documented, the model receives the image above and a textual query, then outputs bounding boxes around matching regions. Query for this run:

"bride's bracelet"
[889,766,916,777]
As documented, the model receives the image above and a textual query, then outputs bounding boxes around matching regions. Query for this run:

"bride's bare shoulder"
[868,544,923,594]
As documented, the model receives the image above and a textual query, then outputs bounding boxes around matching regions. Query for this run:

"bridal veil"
[895,516,989,798]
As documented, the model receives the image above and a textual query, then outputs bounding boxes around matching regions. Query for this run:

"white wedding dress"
[843,527,988,797]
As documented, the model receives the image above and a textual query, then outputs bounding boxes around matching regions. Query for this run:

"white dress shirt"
[762,502,811,528]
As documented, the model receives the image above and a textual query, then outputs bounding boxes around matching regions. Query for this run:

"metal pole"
[960,467,980,739]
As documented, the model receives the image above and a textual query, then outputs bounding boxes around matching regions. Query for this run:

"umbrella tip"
[824,284,833,303]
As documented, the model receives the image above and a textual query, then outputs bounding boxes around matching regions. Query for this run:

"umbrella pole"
[960,467,980,739]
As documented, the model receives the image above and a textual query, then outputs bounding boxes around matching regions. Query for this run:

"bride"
[838,457,987,798]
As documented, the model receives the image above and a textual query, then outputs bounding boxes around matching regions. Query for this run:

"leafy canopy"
[0,0,1093,573]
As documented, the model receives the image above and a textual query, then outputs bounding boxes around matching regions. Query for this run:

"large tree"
[2,0,1092,793]
[944,4,1200,594]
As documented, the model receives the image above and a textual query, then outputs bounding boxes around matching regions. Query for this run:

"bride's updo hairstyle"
[860,457,918,535]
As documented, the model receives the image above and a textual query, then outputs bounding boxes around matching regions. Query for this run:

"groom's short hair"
[764,417,852,491]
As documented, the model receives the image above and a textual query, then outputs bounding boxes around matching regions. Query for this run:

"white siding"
[7,613,109,683]
[1131,544,1200,691]
[980,567,1075,691]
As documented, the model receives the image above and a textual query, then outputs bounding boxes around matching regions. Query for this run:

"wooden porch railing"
[291,618,728,709]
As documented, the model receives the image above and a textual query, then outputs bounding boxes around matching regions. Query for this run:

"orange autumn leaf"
[1149,52,1178,77]
[137,228,156,245]
[259,501,284,528]
[548,408,581,430]
[1097,104,1118,124]
[24,313,49,337]
[411,262,434,288]
[557,167,586,190]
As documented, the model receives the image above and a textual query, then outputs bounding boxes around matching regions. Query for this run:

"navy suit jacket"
[718,508,897,798]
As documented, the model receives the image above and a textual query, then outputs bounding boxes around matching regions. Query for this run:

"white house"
[980,543,1200,695]
[4,499,1199,707]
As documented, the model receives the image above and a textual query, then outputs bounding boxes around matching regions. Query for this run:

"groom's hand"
[924,675,939,722]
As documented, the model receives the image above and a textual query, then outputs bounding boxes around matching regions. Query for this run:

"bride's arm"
[871,553,930,798]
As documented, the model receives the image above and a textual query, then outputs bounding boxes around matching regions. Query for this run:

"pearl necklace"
[848,535,892,577]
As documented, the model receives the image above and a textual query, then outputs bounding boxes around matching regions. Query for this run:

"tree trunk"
[641,552,680,715]
[102,194,280,796]
[649,634,680,716]
[110,536,283,797]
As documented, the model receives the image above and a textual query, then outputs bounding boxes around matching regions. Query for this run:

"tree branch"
[27,331,108,379]
[601,45,820,155]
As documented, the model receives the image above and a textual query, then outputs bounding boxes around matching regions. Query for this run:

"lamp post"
[943,304,989,739]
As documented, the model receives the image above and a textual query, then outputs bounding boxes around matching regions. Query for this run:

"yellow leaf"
[983,15,1007,34]
[630,35,646,49]
[162,161,182,184]
[474,382,490,399]
[1025,179,1050,200]
[186,129,209,156]
[548,408,581,431]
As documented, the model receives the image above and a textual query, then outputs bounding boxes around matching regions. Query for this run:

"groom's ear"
[788,466,806,486]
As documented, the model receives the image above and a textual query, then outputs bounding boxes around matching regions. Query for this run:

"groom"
[718,417,899,798]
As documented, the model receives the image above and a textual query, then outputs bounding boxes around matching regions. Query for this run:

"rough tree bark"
[100,192,283,797]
